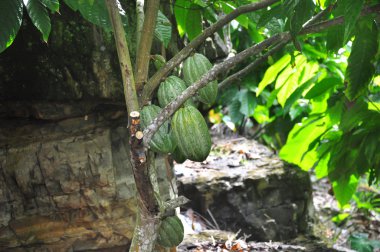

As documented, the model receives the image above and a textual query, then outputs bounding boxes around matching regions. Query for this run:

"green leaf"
[228,99,244,123]
[277,57,311,107]
[41,0,59,12]
[350,233,378,252]
[239,89,257,116]
[0,0,23,53]
[186,4,202,41]
[345,19,378,101]
[257,5,282,28]
[257,54,291,96]
[221,2,249,29]
[341,0,364,43]
[64,0,112,32]
[283,0,300,16]
[326,25,344,52]
[332,174,358,206]
[174,0,190,37]
[155,11,171,48]
[289,0,315,36]
[24,0,51,42]
[280,115,328,170]
[332,213,350,225]
[283,75,317,115]
[305,77,342,99]
[253,105,272,124]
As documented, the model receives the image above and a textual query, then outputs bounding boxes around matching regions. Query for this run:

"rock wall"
[176,138,314,241]
[0,108,138,250]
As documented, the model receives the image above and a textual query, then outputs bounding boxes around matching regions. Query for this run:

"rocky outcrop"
[0,109,138,250]
[176,138,314,241]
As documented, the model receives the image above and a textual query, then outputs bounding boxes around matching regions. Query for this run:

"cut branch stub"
[130,111,141,136]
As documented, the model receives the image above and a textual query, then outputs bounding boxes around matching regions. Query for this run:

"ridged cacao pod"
[157,76,194,108]
[140,105,176,154]
[171,147,187,164]
[183,53,218,105]
[157,215,184,248]
[172,106,211,162]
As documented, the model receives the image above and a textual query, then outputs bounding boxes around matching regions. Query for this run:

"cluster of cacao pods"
[141,53,217,163]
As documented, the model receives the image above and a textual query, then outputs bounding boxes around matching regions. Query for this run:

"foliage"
[349,233,380,252]
[210,0,380,206]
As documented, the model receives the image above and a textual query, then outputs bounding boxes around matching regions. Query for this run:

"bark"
[136,0,144,47]
[105,0,139,113]
[135,0,160,92]
[218,41,288,90]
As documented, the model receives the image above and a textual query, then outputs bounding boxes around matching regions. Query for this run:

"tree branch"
[105,0,139,113]
[142,3,380,147]
[300,3,380,35]
[218,41,288,90]
[135,0,144,47]
[143,33,286,146]
[140,0,280,104]
[135,0,160,92]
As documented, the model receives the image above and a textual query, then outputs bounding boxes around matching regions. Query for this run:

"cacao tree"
[1,0,380,251]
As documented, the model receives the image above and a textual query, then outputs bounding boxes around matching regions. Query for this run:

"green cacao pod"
[157,76,194,108]
[183,53,218,105]
[157,215,184,248]
[172,106,211,162]
[152,54,166,70]
[171,147,187,164]
[140,105,176,154]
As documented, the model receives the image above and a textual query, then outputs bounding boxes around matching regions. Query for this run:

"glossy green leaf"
[186,4,202,41]
[345,20,378,101]
[239,89,257,116]
[155,11,171,48]
[24,0,51,42]
[41,0,59,12]
[341,0,364,43]
[332,174,358,206]
[257,54,291,96]
[0,0,23,53]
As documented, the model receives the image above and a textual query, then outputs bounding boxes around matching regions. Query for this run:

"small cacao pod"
[157,76,194,108]
[157,215,184,248]
[152,54,166,70]
[183,53,218,105]
[172,106,211,162]
[140,105,176,154]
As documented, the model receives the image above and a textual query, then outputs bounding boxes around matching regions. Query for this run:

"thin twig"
[218,41,288,90]
[140,0,280,104]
